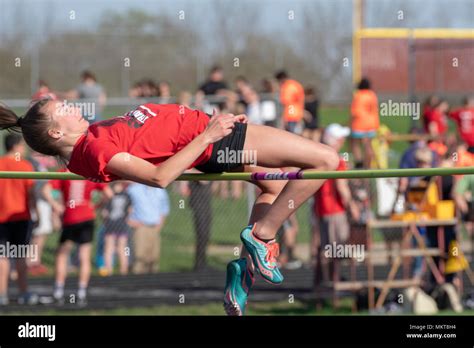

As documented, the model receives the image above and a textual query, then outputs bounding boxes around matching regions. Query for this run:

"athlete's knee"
[326,147,340,171]
[312,145,339,171]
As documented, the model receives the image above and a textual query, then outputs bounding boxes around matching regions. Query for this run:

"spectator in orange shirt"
[350,78,379,168]
[456,143,474,168]
[275,70,305,133]
[0,134,38,305]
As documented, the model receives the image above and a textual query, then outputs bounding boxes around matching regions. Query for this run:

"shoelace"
[265,242,280,264]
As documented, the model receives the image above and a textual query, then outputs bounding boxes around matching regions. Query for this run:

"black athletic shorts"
[195,121,248,173]
[60,220,95,245]
[0,220,32,246]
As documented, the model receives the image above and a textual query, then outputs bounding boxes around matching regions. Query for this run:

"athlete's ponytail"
[0,104,22,133]
[0,100,62,157]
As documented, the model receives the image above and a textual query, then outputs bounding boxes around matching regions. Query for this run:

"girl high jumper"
[0,100,339,315]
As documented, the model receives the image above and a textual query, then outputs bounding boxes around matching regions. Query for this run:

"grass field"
[5,300,474,316]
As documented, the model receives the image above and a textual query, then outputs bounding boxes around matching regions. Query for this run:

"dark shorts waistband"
[195,122,248,173]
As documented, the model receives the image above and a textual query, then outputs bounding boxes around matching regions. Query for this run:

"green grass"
[5,300,352,316]
[5,300,474,316]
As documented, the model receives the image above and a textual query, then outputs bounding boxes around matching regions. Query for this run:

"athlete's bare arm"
[106,114,242,188]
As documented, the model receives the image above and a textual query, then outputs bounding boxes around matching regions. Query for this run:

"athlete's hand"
[233,114,248,123]
[202,113,236,144]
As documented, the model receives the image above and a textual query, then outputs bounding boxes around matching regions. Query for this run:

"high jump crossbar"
[0,167,473,181]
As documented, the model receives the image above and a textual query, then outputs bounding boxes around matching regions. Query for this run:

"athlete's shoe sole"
[223,258,253,316]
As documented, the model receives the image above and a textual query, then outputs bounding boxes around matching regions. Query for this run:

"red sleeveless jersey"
[67,104,212,182]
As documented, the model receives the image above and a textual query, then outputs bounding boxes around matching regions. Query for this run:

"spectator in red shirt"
[422,95,439,123]
[313,124,359,282]
[42,173,112,306]
[0,134,38,306]
[449,96,474,150]
[424,99,449,137]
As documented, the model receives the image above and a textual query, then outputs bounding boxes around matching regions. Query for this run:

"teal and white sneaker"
[223,258,254,316]
[240,224,283,284]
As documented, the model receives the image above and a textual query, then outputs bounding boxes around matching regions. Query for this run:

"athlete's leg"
[224,165,286,315]
[243,124,339,240]
[241,165,287,267]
